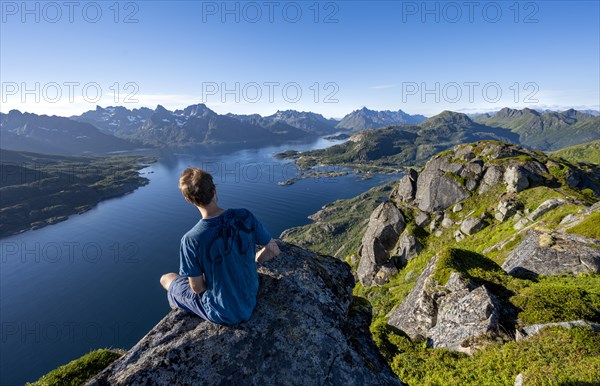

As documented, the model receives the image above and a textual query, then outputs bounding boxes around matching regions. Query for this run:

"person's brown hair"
[179,168,216,207]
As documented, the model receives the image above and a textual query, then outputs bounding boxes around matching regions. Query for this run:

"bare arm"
[255,239,281,264]
[188,275,206,294]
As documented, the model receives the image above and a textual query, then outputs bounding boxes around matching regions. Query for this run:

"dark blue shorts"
[167,276,211,322]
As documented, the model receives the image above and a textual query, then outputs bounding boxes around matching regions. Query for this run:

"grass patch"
[511,274,600,325]
[518,186,565,211]
[566,211,600,239]
[552,140,600,165]
[387,326,600,386]
[27,349,123,386]
[431,248,507,287]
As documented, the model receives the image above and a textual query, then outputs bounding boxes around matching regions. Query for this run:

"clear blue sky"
[1,0,598,117]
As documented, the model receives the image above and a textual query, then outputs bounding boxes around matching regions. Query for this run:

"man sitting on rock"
[160,167,280,325]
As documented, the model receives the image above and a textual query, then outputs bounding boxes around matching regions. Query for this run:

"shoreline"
[0,155,156,239]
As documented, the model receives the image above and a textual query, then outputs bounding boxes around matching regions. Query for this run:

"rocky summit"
[285,140,600,369]
[86,242,404,386]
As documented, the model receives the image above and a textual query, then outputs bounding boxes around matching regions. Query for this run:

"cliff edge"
[86,242,404,386]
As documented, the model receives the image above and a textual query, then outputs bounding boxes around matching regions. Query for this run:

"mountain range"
[280,111,521,170]
[1,105,598,156]
[0,110,140,155]
[473,107,600,151]
[73,104,342,147]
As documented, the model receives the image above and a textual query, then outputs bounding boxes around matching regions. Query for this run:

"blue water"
[0,137,400,385]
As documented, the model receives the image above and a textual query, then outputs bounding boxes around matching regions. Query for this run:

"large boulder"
[87,242,404,386]
[504,165,530,193]
[478,164,505,194]
[460,215,490,236]
[391,168,418,203]
[502,231,600,277]
[357,201,406,286]
[428,274,500,352]
[386,256,438,339]
[387,256,502,353]
[393,230,423,266]
[415,166,470,213]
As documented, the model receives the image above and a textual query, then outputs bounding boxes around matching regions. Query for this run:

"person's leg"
[160,272,179,291]
[166,276,212,322]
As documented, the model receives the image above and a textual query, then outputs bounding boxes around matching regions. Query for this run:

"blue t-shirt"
[178,208,271,324]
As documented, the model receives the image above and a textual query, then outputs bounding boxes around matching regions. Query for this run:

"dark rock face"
[387,257,501,353]
[87,243,403,386]
[502,231,600,277]
[357,202,406,286]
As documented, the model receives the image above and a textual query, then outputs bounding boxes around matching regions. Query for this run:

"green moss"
[511,276,600,324]
[547,162,568,181]
[567,212,600,239]
[387,326,600,386]
[404,221,428,245]
[370,319,409,362]
[27,349,123,386]
[537,203,581,228]
[487,154,540,165]
[582,188,596,199]
[430,151,451,160]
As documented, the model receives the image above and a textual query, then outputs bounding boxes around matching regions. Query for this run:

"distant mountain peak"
[336,108,427,131]
[421,111,474,128]
[181,103,213,117]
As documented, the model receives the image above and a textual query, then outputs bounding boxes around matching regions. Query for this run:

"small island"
[0,149,156,238]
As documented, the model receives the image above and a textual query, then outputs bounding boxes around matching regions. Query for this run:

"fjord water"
[0,137,400,385]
